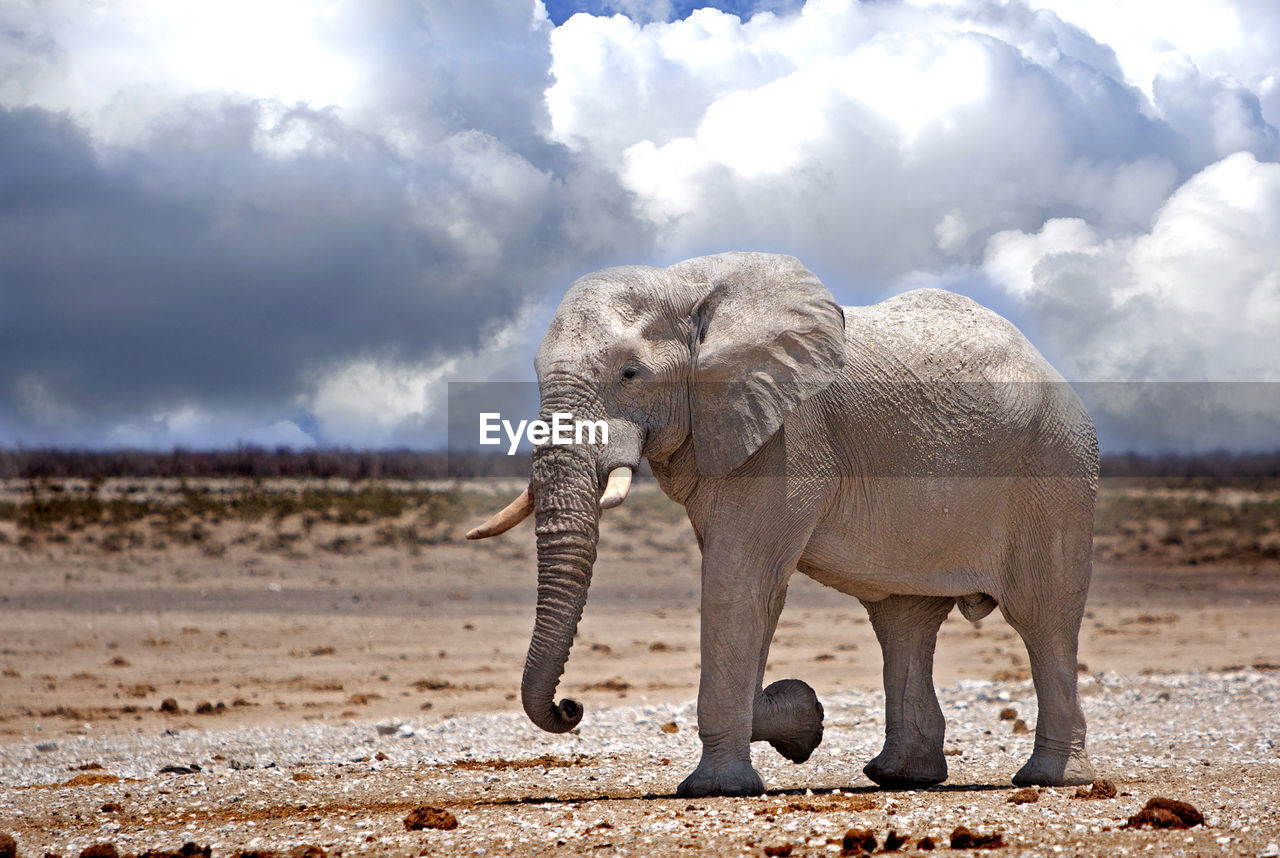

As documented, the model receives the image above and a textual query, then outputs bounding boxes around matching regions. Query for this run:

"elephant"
[467,251,1098,797]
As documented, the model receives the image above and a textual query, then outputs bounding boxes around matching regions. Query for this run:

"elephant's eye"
[621,366,637,380]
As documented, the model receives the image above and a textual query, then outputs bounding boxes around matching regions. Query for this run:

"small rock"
[136,846,211,858]
[229,758,255,771]
[35,741,58,752]
[0,833,16,858]
[375,722,401,736]
[661,721,679,734]
[1122,797,1203,830]
[1072,779,1117,800]
[158,763,201,775]
[396,724,415,738]
[917,837,935,850]
[100,802,122,812]
[763,846,792,858]
[841,827,876,854]
[950,826,1004,849]
[79,845,119,858]
[404,806,458,831]
[998,707,1017,720]
[1010,719,1030,734]
[1007,787,1038,805]
[158,698,181,714]
[881,830,907,852]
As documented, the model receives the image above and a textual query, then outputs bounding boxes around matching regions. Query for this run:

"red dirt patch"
[1073,779,1118,800]
[1122,796,1204,829]
[950,825,1005,849]
[449,754,591,772]
[63,773,119,787]
[840,827,876,854]
[403,805,458,831]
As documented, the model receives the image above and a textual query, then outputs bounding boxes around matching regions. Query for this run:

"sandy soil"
[1,481,1278,856]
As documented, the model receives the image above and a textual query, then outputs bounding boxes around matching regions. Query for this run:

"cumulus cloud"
[541,0,1280,450]
[1023,0,1280,127]
[986,152,1280,382]
[546,0,1196,282]
[541,0,804,26]
[103,406,317,450]
[984,152,1280,449]
[301,299,547,447]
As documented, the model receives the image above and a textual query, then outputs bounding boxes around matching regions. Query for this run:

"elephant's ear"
[685,254,846,477]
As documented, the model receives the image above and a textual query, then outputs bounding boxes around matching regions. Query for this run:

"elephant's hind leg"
[862,594,954,788]
[1001,590,1095,787]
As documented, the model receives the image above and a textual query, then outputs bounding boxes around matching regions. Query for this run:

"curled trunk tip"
[523,694,583,733]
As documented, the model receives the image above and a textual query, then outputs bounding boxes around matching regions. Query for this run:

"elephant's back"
[842,288,1055,384]
[830,288,1096,478]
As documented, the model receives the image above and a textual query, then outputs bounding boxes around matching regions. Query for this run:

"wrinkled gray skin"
[507,252,1097,797]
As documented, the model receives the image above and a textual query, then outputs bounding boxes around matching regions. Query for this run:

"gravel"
[2,669,1278,856]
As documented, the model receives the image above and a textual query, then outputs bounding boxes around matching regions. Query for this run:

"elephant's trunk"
[520,443,600,733]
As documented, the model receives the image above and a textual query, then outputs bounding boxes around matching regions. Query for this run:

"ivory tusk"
[465,487,534,539]
[598,467,633,510]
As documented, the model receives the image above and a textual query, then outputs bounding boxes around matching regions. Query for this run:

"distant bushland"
[0,447,525,480]
[0,446,1278,482]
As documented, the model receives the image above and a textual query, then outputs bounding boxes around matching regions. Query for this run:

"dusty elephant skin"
[469,251,1099,797]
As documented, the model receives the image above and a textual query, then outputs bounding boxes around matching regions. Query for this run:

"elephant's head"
[467,252,845,733]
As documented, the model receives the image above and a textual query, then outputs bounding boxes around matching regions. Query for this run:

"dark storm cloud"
[0,106,464,410]
[0,0,652,446]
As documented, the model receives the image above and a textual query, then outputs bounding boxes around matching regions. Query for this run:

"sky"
[1,0,1278,452]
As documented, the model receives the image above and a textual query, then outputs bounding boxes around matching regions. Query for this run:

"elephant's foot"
[676,759,765,798]
[863,743,947,789]
[1012,749,1095,787]
[753,679,825,764]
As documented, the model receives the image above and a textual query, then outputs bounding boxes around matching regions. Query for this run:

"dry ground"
[0,478,1278,856]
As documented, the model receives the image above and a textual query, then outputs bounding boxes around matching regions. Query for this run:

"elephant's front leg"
[749,584,824,764]
[752,678,824,763]
[677,542,797,798]
[862,594,954,788]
